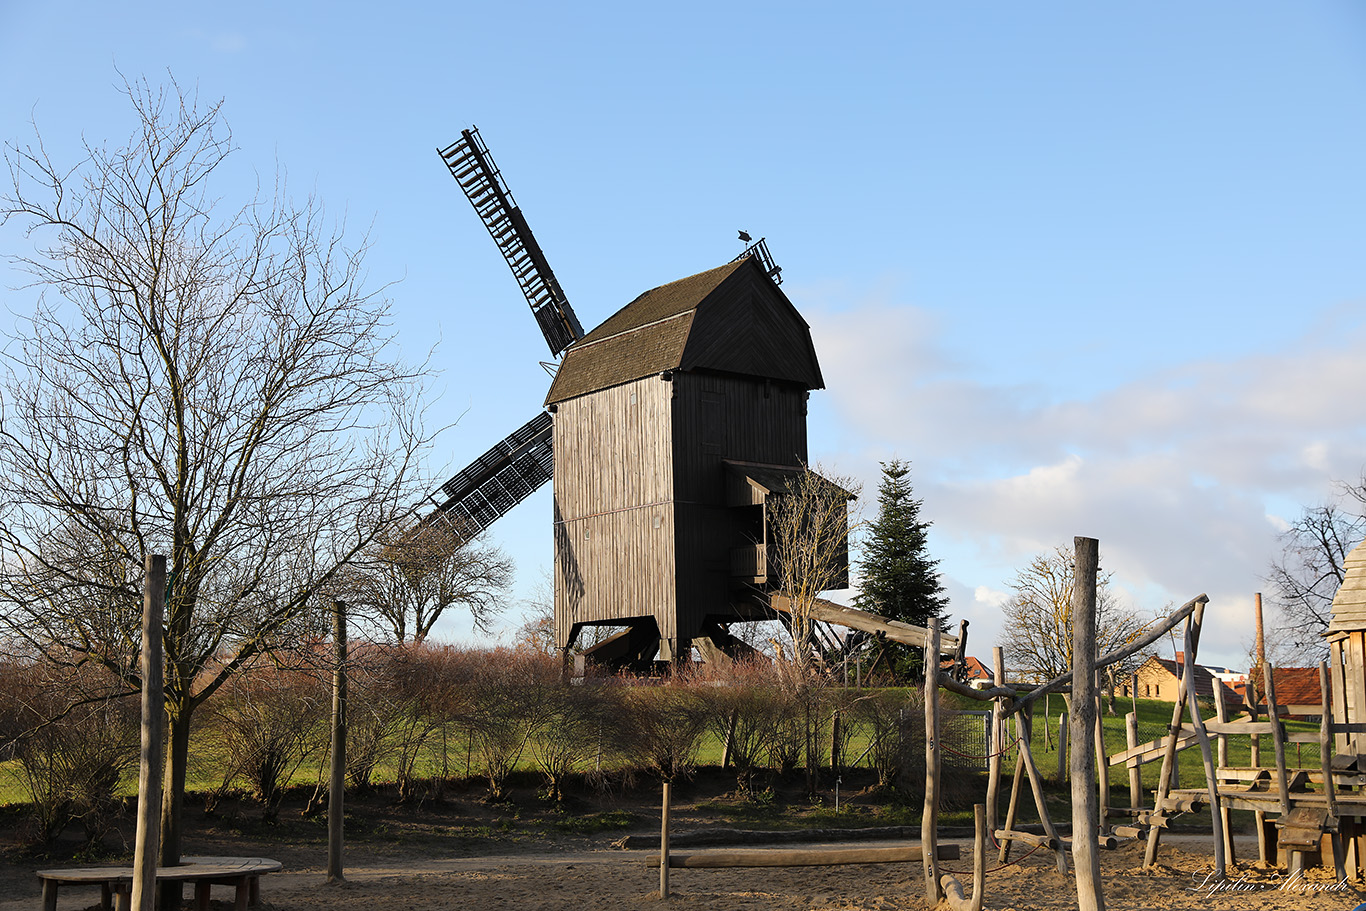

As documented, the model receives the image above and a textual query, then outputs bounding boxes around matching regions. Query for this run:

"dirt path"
[9,835,1364,911]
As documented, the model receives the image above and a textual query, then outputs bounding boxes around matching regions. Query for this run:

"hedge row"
[0,644,929,846]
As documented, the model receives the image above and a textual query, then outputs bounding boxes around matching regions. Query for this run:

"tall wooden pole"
[985,648,1006,837]
[327,600,347,884]
[1070,536,1105,911]
[1251,593,1267,863]
[132,554,166,911]
[922,625,942,904]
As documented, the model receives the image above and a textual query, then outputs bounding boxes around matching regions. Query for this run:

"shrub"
[463,646,561,800]
[613,682,708,782]
[0,658,137,847]
[528,680,620,801]
[849,687,924,792]
[689,659,792,795]
[205,663,327,820]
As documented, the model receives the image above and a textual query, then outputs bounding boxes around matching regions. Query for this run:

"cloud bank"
[804,298,1366,669]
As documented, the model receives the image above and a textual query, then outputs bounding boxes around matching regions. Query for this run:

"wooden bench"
[36,855,282,911]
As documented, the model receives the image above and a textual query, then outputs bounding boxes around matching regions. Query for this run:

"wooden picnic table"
[36,855,282,911]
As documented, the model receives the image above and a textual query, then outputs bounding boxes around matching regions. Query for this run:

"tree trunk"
[159,704,193,910]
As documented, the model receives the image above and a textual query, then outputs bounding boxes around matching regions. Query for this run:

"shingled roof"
[1327,539,1366,635]
[1247,666,1326,709]
[545,256,823,405]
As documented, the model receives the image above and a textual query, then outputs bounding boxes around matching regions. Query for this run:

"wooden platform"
[36,855,282,911]
[1167,786,1366,816]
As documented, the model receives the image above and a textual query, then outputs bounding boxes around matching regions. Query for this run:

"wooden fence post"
[328,600,347,884]
[1057,713,1068,781]
[660,781,672,898]
[1070,536,1104,911]
[1125,712,1142,809]
[131,554,166,911]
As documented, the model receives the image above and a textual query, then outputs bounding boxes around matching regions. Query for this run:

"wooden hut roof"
[1327,539,1366,635]
[545,256,824,405]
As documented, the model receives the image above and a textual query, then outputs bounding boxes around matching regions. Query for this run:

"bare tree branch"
[0,74,432,869]
[1265,485,1366,663]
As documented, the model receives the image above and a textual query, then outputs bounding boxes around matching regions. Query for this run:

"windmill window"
[652,515,662,529]
[630,392,637,406]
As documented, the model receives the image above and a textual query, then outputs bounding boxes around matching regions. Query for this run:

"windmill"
[429,127,951,672]
[425,127,778,546]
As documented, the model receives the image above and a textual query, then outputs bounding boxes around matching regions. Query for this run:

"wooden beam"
[1014,594,1206,713]
[131,554,166,911]
[986,649,1006,840]
[1320,660,1347,881]
[1182,601,1225,878]
[1070,536,1104,911]
[1108,731,1197,766]
[923,626,942,904]
[1125,713,1142,810]
[771,596,959,653]
[1018,707,1068,874]
[1144,606,1197,869]
[941,805,985,911]
[650,844,959,868]
[1264,664,1292,817]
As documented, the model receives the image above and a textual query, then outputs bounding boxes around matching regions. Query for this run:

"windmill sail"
[439,127,584,356]
[426,411,553,545]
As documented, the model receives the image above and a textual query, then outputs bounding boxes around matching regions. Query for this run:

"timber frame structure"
[922,535,1366,909]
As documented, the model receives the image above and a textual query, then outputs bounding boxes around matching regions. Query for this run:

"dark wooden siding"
[671,373,808,505]
[679,268,823,390]
[553,375,676,647]
[671,372,808,638]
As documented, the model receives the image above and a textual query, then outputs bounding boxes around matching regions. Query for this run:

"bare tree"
[767,466,860,674]
[1000,545,1150,691]
[0,76,429,879]
[1266,484,1366,661]
[344,520,512,643]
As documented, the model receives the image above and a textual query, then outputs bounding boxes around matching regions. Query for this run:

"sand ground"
[6,834,1363,911]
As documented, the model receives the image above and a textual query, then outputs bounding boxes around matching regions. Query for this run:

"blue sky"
[3,2,1365,668]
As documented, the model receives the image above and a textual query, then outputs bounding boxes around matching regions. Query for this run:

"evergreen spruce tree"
[854,460,948,679]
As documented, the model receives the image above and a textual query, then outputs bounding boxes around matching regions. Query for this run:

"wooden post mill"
[544,255,842,667]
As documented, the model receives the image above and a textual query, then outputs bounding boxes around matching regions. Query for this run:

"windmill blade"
[439,127,584,356]
[425,411,553,545]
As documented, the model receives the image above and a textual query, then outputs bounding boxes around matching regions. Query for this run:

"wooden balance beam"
[648,844,958,868]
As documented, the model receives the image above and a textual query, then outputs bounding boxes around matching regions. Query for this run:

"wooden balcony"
[730,544,767,580]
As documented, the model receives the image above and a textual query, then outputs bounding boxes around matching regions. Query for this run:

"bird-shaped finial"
[738,230,752,244]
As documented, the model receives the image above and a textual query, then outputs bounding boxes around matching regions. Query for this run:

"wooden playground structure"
[654,536,1366,909]
[931,536,1366,907]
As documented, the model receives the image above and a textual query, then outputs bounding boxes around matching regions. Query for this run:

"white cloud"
[974,585,1008,608]
[805,297,1366,670]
